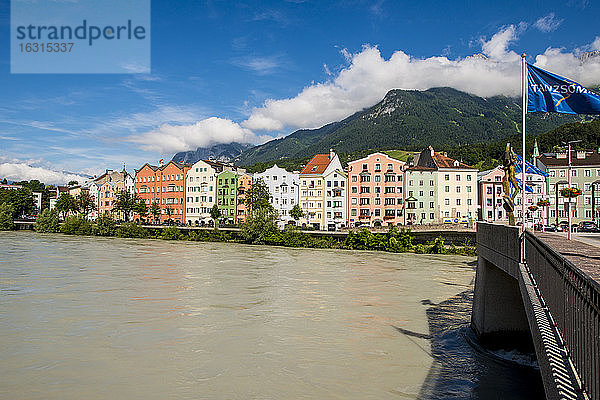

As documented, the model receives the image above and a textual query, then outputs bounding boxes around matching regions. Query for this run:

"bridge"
[473,222,599,400]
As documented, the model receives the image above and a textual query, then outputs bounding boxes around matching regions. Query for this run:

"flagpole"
[521,54,527,260]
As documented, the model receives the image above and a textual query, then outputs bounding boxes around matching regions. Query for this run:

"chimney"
[556,152,567,159]
[576,151,586,159]
[330,148,335,159]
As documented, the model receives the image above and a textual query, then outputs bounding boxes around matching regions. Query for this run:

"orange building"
[134,161,191,224]
[236,174,252,224]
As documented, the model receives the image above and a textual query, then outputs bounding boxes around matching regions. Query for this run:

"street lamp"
[563,140,582,239]
[555,180,568,227]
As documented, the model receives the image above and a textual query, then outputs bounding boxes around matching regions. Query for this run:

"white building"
[185,160,220,226]
[323,169,347,231]
[254,164,300,228]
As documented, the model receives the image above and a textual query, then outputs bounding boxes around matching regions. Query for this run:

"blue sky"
[1,0,599,184]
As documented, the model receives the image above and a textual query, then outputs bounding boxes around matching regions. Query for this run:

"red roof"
[300,154,333,174]
[432,152,475,169]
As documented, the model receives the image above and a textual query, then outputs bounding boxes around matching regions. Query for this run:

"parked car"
[557,221,569,232]
[577,221,599,232]
[541,225,556,232]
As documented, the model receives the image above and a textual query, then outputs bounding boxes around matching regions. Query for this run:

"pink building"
[347,152,406,228]
[478,167,506,223]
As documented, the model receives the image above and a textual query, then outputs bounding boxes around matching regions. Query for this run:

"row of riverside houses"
[480,147,600,227]
[66,144,600,229]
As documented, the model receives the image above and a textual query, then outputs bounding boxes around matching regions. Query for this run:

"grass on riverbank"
[26,210,476,256]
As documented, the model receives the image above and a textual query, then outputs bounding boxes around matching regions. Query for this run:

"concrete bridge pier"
[471,256,533,351]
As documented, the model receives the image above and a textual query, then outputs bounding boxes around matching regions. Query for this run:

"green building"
[216,171,239,224]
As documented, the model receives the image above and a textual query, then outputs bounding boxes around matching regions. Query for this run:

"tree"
[55,193,77,220]
[241,178,272,211]
[113,190,137,222]
[0,203,15,230]
[0,187,35,218]
[165,206,173,222]
[135,200,148,221]
[290,204,304,221]
[76,191,96,219]
[240,178,279,244]
[35,209,60,233]
[68,180,79,187]
[210,204,222,227]
[150,201,160,224]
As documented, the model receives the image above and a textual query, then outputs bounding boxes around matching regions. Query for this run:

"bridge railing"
[525,231,600,400]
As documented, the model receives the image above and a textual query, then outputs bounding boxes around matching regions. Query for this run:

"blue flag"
[527,63,600,114]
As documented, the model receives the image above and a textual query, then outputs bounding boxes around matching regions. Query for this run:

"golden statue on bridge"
[502,143,520,226]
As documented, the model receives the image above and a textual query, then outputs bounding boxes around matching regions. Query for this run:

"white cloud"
[243,28,600,132]
[0,162,88,185]
[534,13,564,33]
[592,37,600,51]
[232,56,284,75]
[128,117,272,154]
[124,25,600,154]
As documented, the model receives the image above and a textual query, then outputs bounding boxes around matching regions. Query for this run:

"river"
[0,232,543,399]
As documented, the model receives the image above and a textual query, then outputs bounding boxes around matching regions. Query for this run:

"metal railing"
[525,231,600,400]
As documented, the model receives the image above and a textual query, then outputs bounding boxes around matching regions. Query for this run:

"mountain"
[237,87,580,166]
[171,142,254,164]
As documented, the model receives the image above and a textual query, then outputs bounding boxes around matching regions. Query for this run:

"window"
[456,199,461,205]
[387,163,393,170]
[444,174,450,180]
[466,175,471,181]
[430,202,434,208]
[585,169,591,177]
[456,175,461,181]
[560,170,565,177]
[352,176,358,182]
[375,175,381,182]
[456,186,461,193]
[375,163,381,171]
[445,199,450,205]
[445,186,450,192]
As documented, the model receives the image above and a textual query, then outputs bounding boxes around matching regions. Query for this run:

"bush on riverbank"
[60,215,92,235]
[34,209,60,233]
[93,215,117,236]
[0,203,15,230]
[25,212,475,256]
[161,226,183,240]
[116,222,148,238]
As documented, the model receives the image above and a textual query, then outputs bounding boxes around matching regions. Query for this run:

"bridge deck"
[535,233,600,284]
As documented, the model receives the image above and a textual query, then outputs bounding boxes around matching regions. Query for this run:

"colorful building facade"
[185,160,220,226]
[254,164,300,228]
[216,170,239,224]
[347,153,406,227]
[537,150,600,225]
[299,150,344,230]
[236,174,252,224]
[134,161,190,223]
